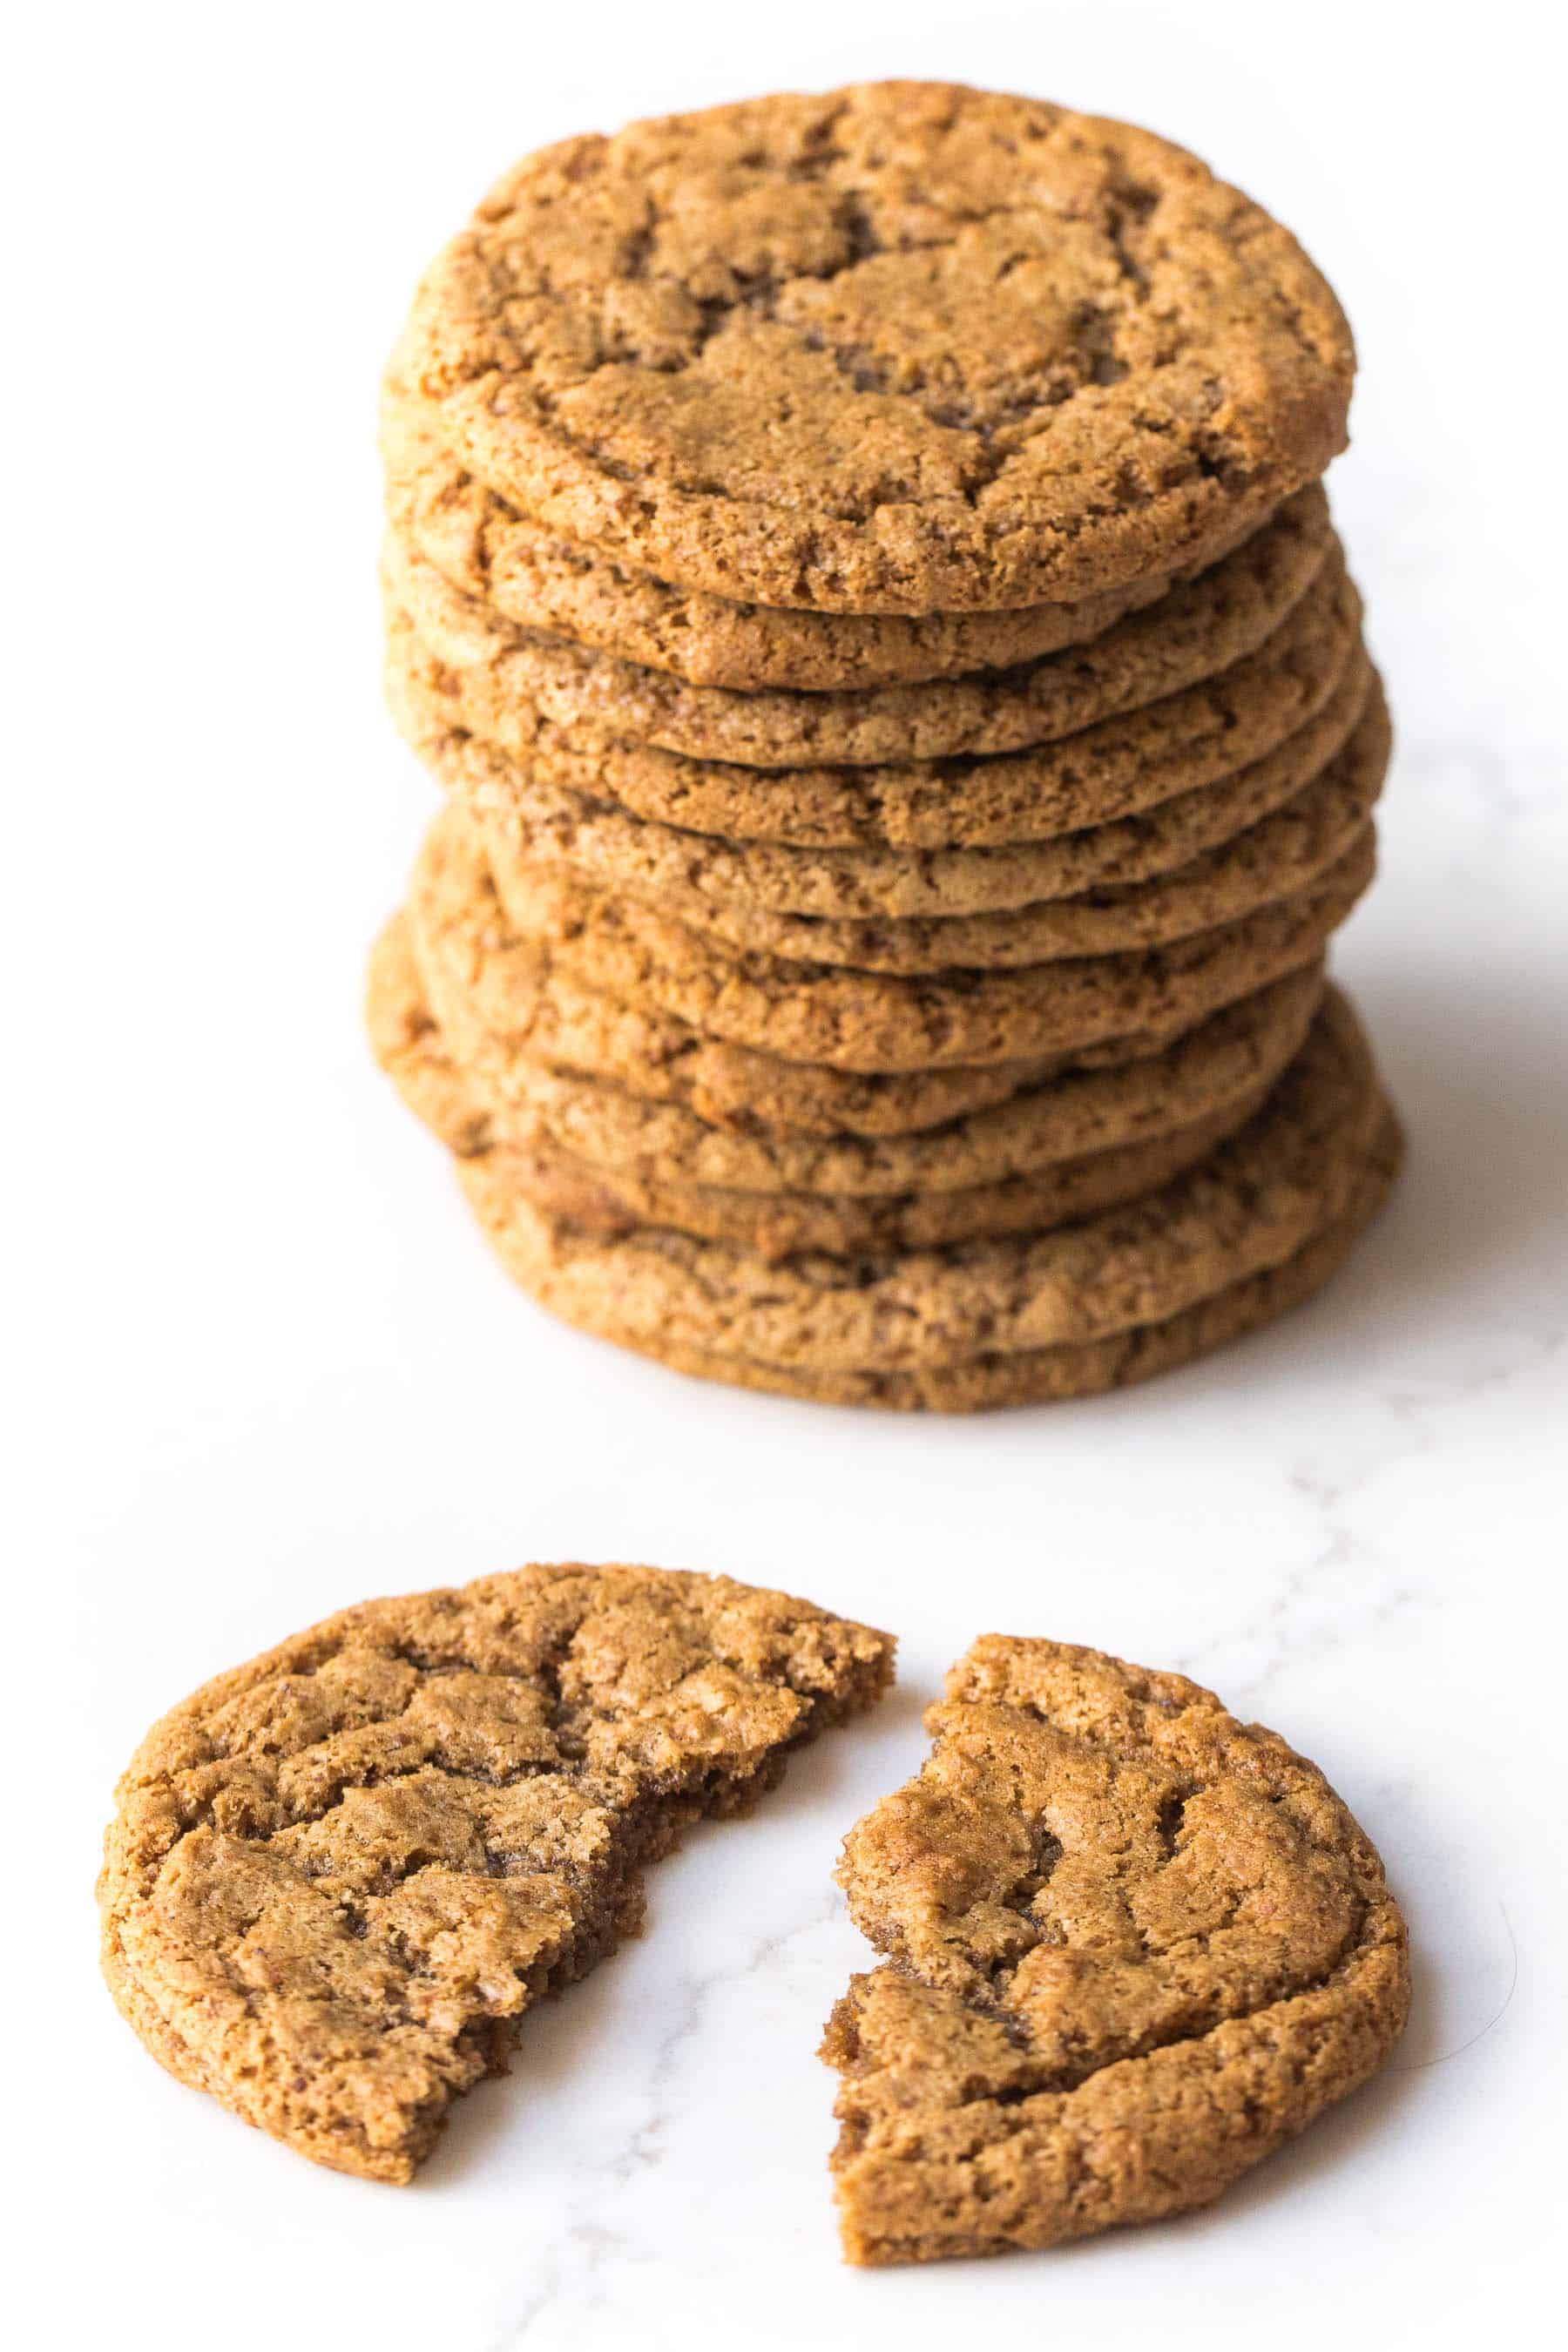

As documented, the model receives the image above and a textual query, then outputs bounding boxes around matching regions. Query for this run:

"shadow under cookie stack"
[368,81,1402,1411]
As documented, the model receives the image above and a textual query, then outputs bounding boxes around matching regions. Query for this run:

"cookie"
[451,992,1389,1372]
[100,1563,893,2181]
[388,525,1356,855]
[373,950,1268,1256]
[476,1110,1264,1259]
[382,485,1332,769]
[371,906,1323,1189]
[395,618,1369,921]
[382,382,1263,691]
[410,801,1371,1078]
[475,682,1386,974]
[378,909,1112,1140]
[558,1146,1399,1409]
[392,84,1352,612]
[471,811,1375,1071]
[823,1638,1409,2257]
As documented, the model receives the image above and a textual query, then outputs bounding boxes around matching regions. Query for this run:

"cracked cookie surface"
[99,1563,892,2181]
[393,83,1353,612]
[824,1638,1409,2258]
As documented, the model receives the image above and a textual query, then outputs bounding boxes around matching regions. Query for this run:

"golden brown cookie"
[382,486,1333,769]
[449,992,1391,1375]
[473,682,1386,973]
[824,1638,1409,2258]
[370,908,1324,1190]
[382,382,1262,690]
[387,524,1358,855]
[100,1564,893,2181]
[377,907,1104,1139]
[559,1151,1399,1409]
[392,84,1352,612]
[371,945,1270,1257]
[385,385,1307,691]
[406,795,1369,1084]
[473,814,1375,1071]
[470,1110,1265,1259]
[395,624,1371,921]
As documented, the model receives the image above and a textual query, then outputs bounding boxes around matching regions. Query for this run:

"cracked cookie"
[99,1563,893,2181]
[391,83,1353,612]
[823,1638,1409,2257]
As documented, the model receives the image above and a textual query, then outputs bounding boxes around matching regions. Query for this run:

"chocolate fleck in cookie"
[395,614,1369,919]
[382,489,1333,769]
[371,949,1270,1257]
[382,384,1265,691]
[370,910,1323,1192]
[824,1639,1409,2257]
[388,531,1359,855]
[451,992,1393,1374]
[393,84,1353,613]
[472,810,1376,1072]
[475,682,1387,973]
[99,1564,892,2181]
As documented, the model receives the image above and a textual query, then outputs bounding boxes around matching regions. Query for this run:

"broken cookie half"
[100,1562,893,2181]
[822,1638,1408,2263]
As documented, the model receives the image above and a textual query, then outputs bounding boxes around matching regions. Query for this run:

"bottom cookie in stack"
[368,886,1402,1411]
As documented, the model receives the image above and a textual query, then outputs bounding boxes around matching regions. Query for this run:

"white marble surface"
[12,4,1564,2346]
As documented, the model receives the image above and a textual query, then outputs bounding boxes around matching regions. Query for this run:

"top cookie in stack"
[370,81,1401,1409]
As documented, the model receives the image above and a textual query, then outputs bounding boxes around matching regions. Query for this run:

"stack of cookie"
[368,81,1402,1409]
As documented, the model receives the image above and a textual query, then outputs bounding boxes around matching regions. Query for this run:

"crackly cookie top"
[100,1563,891,2180]
[825,1638,1409,2261]
[395,84,1354,613]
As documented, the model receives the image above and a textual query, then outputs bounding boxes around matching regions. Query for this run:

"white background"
[8,3,1565,2346]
